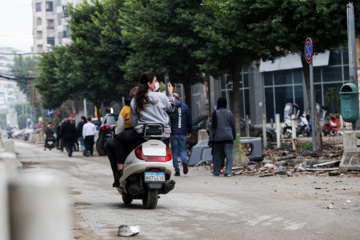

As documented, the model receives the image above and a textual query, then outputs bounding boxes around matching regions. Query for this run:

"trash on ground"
[118,225,140,237]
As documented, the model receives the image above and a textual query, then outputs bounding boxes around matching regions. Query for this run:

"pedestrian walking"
[56,121,62,149]
[76,116,87,151]
[83,117,97,157]
[170,93,192,176]
[61,118,76,157]
[208,97,236,177]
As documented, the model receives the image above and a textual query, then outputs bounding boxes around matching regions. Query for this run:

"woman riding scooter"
[114,71,176,184]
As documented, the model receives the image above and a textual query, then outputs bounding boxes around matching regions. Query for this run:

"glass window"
[57,0,61,6]
[294,85,304,110]
[322,67,342,82]
[293,69,303,84]
[344,66,349,81]
[323,83,342,113]
[46,1,53,12]
[274,70,292,85]
[264,72,272,86]
[36,17,42,26]
[226,75,233,89]
[275,86,293,121]
[329,50,342,65]
[57,13,62,25]
[244,89,250,117]
[47,19,54,30]
[243,73,249,88]
[343,49,349,65]
[36,2,41,12]
[265,88,274,122]
[63,30,68,38]
[47,37,55,46]
[220,76,226,89]
[314,68,321,82]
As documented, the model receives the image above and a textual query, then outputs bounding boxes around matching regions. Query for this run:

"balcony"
[47,26,55,30]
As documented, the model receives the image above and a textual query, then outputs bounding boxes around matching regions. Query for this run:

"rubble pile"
[234,147,354,177]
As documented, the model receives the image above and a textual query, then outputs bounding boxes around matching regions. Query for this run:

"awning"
[259,51,330,72]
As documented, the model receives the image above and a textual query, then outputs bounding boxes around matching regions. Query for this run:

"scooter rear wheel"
[284,131,292,139]
[142,189,158,209]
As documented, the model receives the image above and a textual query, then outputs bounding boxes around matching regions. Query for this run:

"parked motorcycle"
[44,136,55,150]
[322,115,338,136]
[116,124,176,209]
[281,103,301,138]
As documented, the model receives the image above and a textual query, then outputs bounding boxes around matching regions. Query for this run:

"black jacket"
[61,122,76,141]
[76,120,86,138]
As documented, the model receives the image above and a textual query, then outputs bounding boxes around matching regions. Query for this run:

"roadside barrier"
[0,138,70,240]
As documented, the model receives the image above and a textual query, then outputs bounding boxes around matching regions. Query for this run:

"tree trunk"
[232,63,242,135]
[301,56,323,151]
[183,81,192,115]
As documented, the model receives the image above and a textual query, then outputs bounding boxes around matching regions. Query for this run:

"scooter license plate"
[48,141,53,144]
[144,172,165,182]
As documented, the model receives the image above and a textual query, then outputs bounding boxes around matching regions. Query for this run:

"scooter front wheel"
[122,195,133,204]
[142,189,158,209]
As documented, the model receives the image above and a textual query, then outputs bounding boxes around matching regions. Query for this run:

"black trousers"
[105,138,117,180]
[84,135,94,155]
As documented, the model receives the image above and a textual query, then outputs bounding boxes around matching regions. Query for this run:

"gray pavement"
[15,140,360,240]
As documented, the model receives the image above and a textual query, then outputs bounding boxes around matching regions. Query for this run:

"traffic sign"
[45,109,53,116]
[304,38,313,64]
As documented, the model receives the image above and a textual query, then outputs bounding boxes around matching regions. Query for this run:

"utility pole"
[347,2,359,130]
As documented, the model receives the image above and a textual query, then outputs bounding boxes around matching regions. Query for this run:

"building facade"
[32,0,84,53]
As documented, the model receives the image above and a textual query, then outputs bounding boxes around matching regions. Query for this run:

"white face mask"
[153,82,159,92]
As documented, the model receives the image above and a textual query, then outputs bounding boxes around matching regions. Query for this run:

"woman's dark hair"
[211,97,227,129]
[134,71,156,114]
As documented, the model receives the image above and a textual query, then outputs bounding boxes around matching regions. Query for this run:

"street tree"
[67,0,134,115]
[120,0,205,110]
[192,1,282,134]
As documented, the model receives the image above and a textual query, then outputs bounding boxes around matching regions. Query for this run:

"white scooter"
[116,124,176,209]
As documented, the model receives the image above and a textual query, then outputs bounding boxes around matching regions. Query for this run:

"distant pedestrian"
[170,93,192,176]
[61,118,76,157]
[56,121,62,149]
[83,117,97,157]
[208,97,236,177]
[76,116,87,151]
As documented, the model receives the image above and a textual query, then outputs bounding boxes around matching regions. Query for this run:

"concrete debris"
[327,203,334,209]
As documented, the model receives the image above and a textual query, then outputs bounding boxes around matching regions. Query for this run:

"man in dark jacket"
[61,118,77,157]
[76,116,87,151]
[170,93,192,176]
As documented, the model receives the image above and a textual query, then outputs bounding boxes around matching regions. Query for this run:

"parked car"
[96,114,118,156]
[187,115,276,149]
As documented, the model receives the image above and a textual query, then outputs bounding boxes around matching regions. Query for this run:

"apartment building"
[32,0,84,53]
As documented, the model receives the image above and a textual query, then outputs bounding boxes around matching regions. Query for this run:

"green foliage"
[10,55,38,100]
[17,113,27,130]
[120,0,205,108]
[297,142,312,152]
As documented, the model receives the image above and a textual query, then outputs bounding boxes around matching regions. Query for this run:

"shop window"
[274,70,292,85]
[322,67,342,82]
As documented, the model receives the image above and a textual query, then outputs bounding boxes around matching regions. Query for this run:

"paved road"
[16,141,360,240]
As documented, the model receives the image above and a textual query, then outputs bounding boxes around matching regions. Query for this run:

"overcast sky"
[0,0,33,53]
